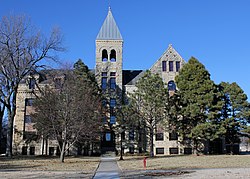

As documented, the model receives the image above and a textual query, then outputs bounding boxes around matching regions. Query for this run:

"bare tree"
[128,71,169,157]
[0,15,64,157]
[32,65,102,162]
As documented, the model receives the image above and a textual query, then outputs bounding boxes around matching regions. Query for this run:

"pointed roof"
[96,7,123,40]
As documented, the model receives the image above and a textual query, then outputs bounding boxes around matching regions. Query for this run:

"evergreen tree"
[219,82,250,153]
[175,57,218,154]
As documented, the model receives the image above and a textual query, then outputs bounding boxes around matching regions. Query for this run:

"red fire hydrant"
[143,157,147,169]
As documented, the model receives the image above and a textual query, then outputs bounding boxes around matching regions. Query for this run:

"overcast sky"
[1,0,250,99]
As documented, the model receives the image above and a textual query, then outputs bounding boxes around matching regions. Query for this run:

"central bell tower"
[95,7,123,152]
[95,7,123,90]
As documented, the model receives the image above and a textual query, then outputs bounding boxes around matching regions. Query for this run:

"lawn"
[118,155,250,171]
[0,156,100,172]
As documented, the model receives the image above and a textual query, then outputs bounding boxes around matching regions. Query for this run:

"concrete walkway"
[93,153,120,179]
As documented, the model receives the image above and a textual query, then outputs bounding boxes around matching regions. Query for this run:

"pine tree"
[219,82,250,154]
[175,57,218,154]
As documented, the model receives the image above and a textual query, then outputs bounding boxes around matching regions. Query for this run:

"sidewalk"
[93,153,120,179]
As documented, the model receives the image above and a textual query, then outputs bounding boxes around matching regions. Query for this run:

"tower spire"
[108,0,111,11]
[96,7,123,40]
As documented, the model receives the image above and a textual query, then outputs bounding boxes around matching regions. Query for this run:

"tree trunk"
[150,128,154,157]
[0,107,4,153]
[6,108,13,157]
[41,136,44,155]
[6,90,17,157]
[193,139,199,156]
[60,141,66,162]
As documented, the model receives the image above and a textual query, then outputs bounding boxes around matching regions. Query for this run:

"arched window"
[102,49,108,62]
[168,81,176,91]
[110,49,116,62]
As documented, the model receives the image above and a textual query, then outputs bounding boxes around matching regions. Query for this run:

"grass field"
[0,156,100,172]
[1,154,250,173]
[118,155,250,171]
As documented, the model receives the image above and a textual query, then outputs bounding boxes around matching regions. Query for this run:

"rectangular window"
[25,98,34,106]
[30,147,35,155]
[102,99,107,107]
[102,117,107,124]
[102,72,107,76]
[24,115,32,123]
[29,78,36,89]
[110,98,116,107]
[169,132,178,140]
[129,146,135,154]
[54,78,62,89]
[184,148,192,154]
[156,148,164,154]
[110,72,116,76]
[169,147,179,154]
[22,146,28,155]
[49,147,54,156]
[101,77,107,90]
[129,130,134,140]
[169,61,174,72]
[162,61,166,72]
[176,61,180,72]
[156,133,164,141]
[110,116,116,124]
[106,133,111,141]
[110,78,116,90]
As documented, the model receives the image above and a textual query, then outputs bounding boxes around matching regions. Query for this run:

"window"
[168,81,176,91]
[184,148,192,154]
[162,61,167,72]
[110,49,116,62]
[156,148,164,154]
[49,147,54,156]
[169,61,174,72]
[110,98,116,108]
[25,98,34,106]
[129,146,134,154]
[30,147,35,155]
[176,61,180,72]
[102,49,108,62]
[110,78,116,90]
[110,98,116,116]
[102,99,107,107]
[102,72,107,76]
[54,78,62,89]
[102,117,107,123]
[169,147,179,154]
[29,78,36,89]
[110,116,116,124]
[24,115,32,123]
[169,131,178,140]
[105,133,111,141]
[129,130,134,140]
[101,77,107,90]
[22,146,28,155]
[156,133,164,141]
[110,72,116,76]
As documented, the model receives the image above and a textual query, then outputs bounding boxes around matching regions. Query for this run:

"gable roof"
[96,8,123,40]
[123,70,144,85]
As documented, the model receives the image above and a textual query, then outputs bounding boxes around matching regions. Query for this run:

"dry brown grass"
[118,155,250,171]
[0,156,100,172]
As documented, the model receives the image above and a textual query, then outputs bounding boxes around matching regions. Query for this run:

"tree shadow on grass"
[0,163,41,171]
